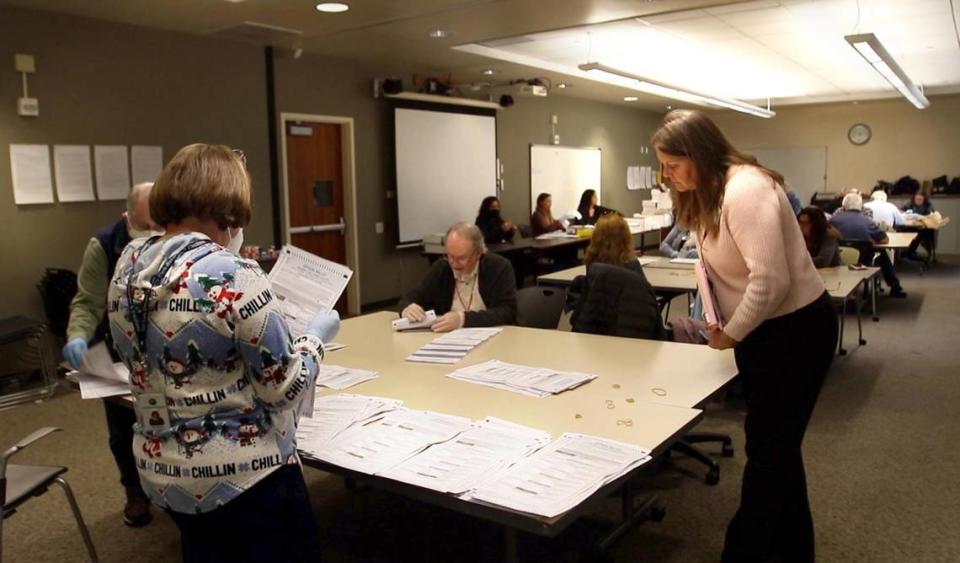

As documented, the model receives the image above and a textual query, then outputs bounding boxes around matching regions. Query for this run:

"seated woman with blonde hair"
[583,213,640,272]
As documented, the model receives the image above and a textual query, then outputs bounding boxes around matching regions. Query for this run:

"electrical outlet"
[551,114,558,125]
[552,134,560,145]
[375,222,384,234]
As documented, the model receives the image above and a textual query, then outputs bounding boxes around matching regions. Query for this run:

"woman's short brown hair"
[150,143,251,229]
[584,213,633,268]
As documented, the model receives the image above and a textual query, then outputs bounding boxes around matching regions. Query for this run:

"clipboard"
[694,259,724,329]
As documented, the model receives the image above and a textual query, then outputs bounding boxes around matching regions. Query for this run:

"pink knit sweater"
[700,165,824,342]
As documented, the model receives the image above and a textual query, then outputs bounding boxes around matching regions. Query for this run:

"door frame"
[279,112,361,315]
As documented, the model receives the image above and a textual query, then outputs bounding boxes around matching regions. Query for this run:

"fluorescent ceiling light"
[624,96,638,101]
[482,69,495,75]
[578,62,775,118]
[844,33,929,109]
[316,2,349,12]
[428,29,453,39]
[556,82,569,89]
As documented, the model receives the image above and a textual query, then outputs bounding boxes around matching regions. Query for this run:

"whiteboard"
[395,108,497,244]
[530,145,601,218]
[747,146,827,207]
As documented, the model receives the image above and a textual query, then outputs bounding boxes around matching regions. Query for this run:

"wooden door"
[285,121,348,313]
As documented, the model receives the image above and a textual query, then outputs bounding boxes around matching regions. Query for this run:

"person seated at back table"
[475,196,517,244]
[399,222,517,332]
[530,192,564,236]
[583,213,640,273]
[659,223,698,259]
[574,189,615,225]
[798,206,841,268]
[901,191,936,261]
[864,189,905,231]
[830,192,907,298]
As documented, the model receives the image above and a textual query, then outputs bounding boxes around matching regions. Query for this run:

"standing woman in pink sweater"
[653,109,838,563]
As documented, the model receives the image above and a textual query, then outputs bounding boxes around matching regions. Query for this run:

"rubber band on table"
[651,387,667,397]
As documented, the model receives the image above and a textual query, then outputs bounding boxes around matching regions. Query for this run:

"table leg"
[837,305,846,356]
[857,285,866,347]
[872,275,879,322]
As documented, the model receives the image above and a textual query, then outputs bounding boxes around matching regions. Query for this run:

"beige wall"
[0,6,271,321]
[496,95,663,224]
[711,95,960,193]
[0,5,666,322]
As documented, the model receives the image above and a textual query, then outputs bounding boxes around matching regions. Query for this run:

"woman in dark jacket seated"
[901,191,936,259]
[798,207,842,268]
[575,189,615,226]
[475,196,517,244]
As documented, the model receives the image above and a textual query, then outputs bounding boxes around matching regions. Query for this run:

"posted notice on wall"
[53,145,95,202]
[94,145,131,200]
[131,145,163,185]
[10,144,54,205]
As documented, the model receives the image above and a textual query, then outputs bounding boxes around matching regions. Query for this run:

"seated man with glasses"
[399,222,517,332]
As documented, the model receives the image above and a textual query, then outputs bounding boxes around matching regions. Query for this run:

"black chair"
[0,318,59,410]
[0,427,98,562]
[516,286,565,329]
[571,263,732,485]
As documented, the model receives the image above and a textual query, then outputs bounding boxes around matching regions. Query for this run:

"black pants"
[871,249,902,290]
[168,464,321,563]
[103,400,144,495]
[722,293,838,563]
[906,228,935,256]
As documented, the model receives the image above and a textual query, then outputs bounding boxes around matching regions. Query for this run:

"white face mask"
[226,227,244,255]
[128,227,152,239]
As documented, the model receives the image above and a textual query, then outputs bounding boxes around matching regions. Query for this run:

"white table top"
[875,232,917,249]
[323,312,736,449]
[538,262,698,292]
[818,266,880,300]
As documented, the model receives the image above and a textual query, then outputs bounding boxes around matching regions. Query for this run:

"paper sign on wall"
[131,145,163,185]
[53,145,95,202]
[94,145,131,200]
[9,144,54,205]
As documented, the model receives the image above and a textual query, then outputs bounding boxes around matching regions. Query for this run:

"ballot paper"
[79,342,129,384]
[379,417,552,494]
[314,364,378,390]
[670,257,699,265]
[74,372,131,399]
[296,394,403,456]
[314,408,473,475]
[535,231,577,240]
[406,327,502,364]
[268,245,353,336]
[446,359,596,398]
[392,310,438,331]
[636,256,662,266]
[468,433,652,518]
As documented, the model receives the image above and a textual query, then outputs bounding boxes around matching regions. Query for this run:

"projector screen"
[395,107,497,244]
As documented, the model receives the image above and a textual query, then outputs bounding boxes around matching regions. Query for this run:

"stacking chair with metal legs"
[0,427,98,563]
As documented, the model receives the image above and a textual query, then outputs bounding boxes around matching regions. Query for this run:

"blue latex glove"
[63,337,88,369]
[305,309,340,343]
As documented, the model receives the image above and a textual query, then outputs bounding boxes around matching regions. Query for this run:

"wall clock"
[848,123,871,145]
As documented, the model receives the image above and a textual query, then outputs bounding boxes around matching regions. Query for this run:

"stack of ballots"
[466,433,652,518]
[295,393,653,519]
[313,364,378,390]
[406,327,502,364]
[446,359,596,397]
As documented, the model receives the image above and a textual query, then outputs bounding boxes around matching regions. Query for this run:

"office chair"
[516,286,566,329]
[0,427,98,562]
[838,246,860,266]
[570,264,732,485]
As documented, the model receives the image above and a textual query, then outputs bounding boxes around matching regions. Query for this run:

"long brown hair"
[535,192,554,222]
[651,109,783,239]
[798,206,840,251]
[584,213,633,267]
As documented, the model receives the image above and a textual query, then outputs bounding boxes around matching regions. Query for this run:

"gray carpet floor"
[2,257,958,562]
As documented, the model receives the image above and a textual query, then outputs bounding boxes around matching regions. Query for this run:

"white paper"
[469,433,652,518]
[637,256,661,266]
[131,145,163,184]
[627,165,641,191]
[297,394,404,456]
[406,327,502,364]
[94,145,131,200]
[447,359,596,398]
[314,364,379,390]
[75,372,131,399]
[315,409,473,475]
[392,310,438,331]
[79,342,129,384]
[9,144,54,205]
[380,417,552,494]
[53,145,95,202]
[268,245,353,336]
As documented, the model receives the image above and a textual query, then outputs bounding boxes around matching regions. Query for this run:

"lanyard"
[454,277,475,312]
[126,237,217,358]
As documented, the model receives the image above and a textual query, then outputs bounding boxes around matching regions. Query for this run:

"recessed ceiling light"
[428,29,452,39]
[666,105,672,110]
[557,82,569,89]
[316,3,349,12]
[482,69,495,76]
[624,96,639,102]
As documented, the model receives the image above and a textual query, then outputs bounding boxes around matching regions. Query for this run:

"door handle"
[289,218,346,235]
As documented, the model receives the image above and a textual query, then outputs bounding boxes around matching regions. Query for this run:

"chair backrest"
[571,263,667,341]
[516,223,532,239]
[839,240,873,265]
[516,286,566,329]
[838,246,860,266]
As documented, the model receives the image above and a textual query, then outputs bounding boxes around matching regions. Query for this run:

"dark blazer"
[399,253,517,327]
[476,211,515,244]
[570,262,666,341]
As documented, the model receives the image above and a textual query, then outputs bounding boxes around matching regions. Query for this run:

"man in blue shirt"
[830,192,906,298]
